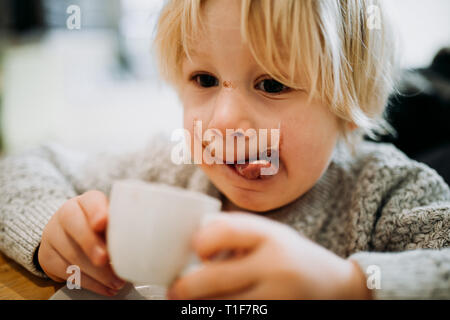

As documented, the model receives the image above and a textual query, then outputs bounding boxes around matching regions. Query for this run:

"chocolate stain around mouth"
[194,120,284,180]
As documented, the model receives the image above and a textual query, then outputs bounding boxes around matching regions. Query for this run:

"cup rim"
[111,179,222,210]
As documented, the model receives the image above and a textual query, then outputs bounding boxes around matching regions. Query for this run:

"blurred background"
[0,0,182,155]
[0,0,449,182]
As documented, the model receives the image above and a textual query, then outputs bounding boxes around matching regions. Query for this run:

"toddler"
[0,0,449,299]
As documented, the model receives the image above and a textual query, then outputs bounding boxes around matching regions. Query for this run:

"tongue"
[234,160,271,180]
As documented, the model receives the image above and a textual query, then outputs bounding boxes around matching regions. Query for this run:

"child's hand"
[168,213,372,300]
[38,190,126,296]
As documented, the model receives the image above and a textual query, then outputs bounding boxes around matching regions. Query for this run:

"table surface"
[0,252,64,300]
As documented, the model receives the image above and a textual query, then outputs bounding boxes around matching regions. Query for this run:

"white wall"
[384,0,450,68]
[2,30,183,154]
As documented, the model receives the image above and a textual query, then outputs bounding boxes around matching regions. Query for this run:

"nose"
[207,87,254,133]
[206,88,258,163]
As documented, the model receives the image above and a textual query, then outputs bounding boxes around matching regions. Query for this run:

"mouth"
[226,160,271,180]
[199,133,281,181]
[225,149,280,181]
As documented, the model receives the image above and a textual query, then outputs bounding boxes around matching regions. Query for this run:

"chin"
[224,188,290,213]
[201,163,295,212]
[234,201,277,213]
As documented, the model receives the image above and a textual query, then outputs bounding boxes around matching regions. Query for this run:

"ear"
[347,122,358,131]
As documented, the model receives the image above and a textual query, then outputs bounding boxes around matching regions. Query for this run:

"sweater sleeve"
[0,145,78,277]
[0,136,199,278]
[348,152,450,299]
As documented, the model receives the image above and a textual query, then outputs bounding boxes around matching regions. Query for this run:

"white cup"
[107,179,222,286]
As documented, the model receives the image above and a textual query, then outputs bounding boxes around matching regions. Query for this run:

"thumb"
[93,211,108,233]
[193,214,264,260]
[77,190,109,233]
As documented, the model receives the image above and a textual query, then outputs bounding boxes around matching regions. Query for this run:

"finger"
[208,283,270,300]
[193,215,265,260]
[38,239,67,283]
[77,190,109,232]
[169,256,259,299]
[58,199,108,266]
[79,271,120,297]
[43,264,66,283]
[49,222,126,291]
[43,244,118,297]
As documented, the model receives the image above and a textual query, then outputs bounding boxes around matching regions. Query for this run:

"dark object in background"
[367,47,450,185]
[2,0,45,34]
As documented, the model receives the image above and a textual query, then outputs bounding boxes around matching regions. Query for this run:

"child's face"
[178,0,341,212]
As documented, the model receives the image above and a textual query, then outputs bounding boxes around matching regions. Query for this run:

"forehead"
[202,0,242,30]
[190,0,244,53]
[182,6,258,71]
[181,0,292,80]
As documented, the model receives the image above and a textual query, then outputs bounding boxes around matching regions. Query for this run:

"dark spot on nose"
[223,81,233,88]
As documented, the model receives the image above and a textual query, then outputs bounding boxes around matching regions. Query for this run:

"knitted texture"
[0,137,449,299]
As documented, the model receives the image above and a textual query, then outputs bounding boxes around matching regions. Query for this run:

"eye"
[255,78,291,94]
[191,73,219,88]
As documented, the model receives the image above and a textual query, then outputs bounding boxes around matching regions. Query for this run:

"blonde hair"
[154,0,400,144]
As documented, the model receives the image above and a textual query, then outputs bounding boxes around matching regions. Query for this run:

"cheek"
[182,101,212,158]
[287,134,333,175]
[182,99,203,135]
[281,109,339,180]
[183,112,195,133]
[183,111,200,157]
[181,90,212,130]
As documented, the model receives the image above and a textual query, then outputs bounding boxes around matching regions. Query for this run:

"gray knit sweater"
[0,137,449,299]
